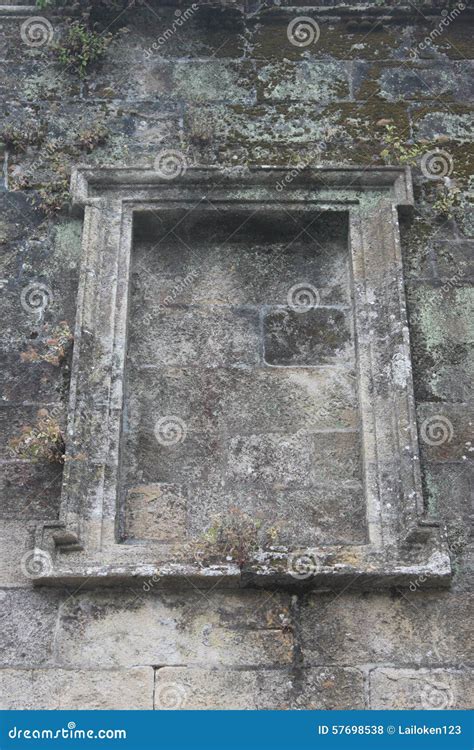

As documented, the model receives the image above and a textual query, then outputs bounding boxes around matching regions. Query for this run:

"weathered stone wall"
[0,0,472,709]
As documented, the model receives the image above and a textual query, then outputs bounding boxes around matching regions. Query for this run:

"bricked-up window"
[124,210,365,549]
[32,167,451,589]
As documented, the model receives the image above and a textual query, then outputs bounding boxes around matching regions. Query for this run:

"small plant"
[192,509,279,569]
[432,183,463,220]
[38,176,70,215]
[76,121,109,152]
[1,123,46,153]
[21,321,73,366]
[378,122,427,166]
[54,21,113,78]
[36,152,71,214]
[9,409,65,463]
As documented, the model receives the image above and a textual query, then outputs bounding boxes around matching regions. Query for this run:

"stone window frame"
[33,166,451,589]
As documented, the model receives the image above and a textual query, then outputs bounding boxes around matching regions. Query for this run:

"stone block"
[411,19,473,61]
[433,240,474,280]
[0,462,62,520]
[184,103,344,146]
[56,590,293,669]
[311,433,362,483]
[0,589,62,667]
[154,666,365,710]
[417,403,473,463]
[0,352,64,405]
[300,592,474,666]
[123,430,223,487]
[252,18,405,62]
[413,110,473,143]
[407,284,473,402]
[370,668,474,710]
[227,433,312,488]
[0,667,154,710]
[170,61,255,104]
[128,304,260,368]
[258,61,350,103]
[125,483,187,542]
[0,193,43,245]
[424,464,473,531]
[126,5,244,61]
[354,62,472,103]
[0,521,34,587]
[187,482,367,547]
[126,365,359,436]
[263,308,353,366]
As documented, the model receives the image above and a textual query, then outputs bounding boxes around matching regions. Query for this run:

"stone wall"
[0,0,472,709]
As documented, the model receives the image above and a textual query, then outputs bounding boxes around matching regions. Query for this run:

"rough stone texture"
[0,0,472,709]
[300,592,474,667]
[0,589,63,667]
[154,666,365,710]
[0,668,154,710]
[55,590,294,669]
[0,521,34,587]
[125,484,187,542]
[370,669,474,710]
[125,207,362,545]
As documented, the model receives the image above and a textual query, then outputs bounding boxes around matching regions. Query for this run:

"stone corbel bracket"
[32,165,451,589]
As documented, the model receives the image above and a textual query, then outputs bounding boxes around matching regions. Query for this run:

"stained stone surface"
[0,668,154,710]
[0,0,472,712]
[123,210,365,546]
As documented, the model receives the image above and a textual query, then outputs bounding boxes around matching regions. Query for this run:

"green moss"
[413,18,474,60]
[252,18,399,61]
